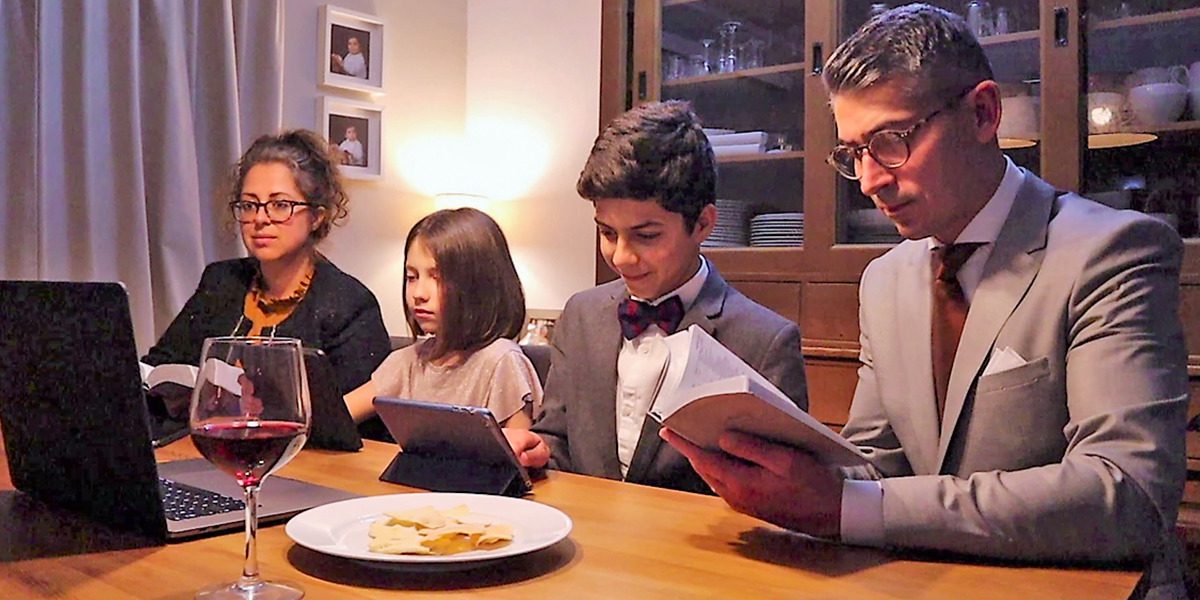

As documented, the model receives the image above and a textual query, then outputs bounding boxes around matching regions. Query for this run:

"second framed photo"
[319,5,384,93]
[319,97,382,180]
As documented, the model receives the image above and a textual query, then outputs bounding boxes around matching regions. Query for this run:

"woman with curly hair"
[143,129,391,420]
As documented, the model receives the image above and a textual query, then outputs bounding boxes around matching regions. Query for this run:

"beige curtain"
[0,0,283,352]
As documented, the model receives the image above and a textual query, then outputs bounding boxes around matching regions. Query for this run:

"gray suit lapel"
[937,172,1053,469]
[625,268,727,483]
[896,244,941,474]
[592,287,627,478]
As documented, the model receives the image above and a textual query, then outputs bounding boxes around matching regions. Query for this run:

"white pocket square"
[982,346,1027,376]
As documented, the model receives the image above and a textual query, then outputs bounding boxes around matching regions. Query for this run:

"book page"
[653,326,801,421]
[651,327,867,467]
[199,358,245,396]
[142,362,199,390]
[663,386,868,467]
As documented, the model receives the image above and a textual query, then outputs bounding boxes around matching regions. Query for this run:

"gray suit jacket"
[533,265,809,494]
[843,171,1187,591]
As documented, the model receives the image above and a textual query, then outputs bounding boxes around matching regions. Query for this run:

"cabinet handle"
[637,70,647,100]
[811,43,823,75]
[1053,7,1069,47]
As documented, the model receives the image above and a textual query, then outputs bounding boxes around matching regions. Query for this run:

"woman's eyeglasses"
[229,200,315,224]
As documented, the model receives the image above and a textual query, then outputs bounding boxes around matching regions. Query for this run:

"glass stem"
[238,484,262,590]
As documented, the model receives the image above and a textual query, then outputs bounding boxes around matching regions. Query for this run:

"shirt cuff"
[840,479,884,547]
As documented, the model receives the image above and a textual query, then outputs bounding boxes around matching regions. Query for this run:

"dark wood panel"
[600,0,629,128]
[1039,0,1084,191]
[1181,285,1200,357]
[727,280,801,323]
[804,357,858,427]
[597,0,628,286]
[1188,379,1200,467]
[704,247,809,280]
[801,282,860,345]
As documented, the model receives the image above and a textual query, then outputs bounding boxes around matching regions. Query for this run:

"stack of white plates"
[749,212,804,247]
[845,208,901,244]
[703,199,751,248]
[708,130,767,157]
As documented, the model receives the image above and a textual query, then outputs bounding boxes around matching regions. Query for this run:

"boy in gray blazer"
[506,100,808,494]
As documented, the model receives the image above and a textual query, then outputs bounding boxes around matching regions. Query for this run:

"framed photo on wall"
[319,5,384,93]
[319,96,383,180]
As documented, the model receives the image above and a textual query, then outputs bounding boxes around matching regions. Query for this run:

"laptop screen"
[0,281,168,539]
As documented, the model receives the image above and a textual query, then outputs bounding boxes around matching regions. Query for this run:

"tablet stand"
[379,452,529,497]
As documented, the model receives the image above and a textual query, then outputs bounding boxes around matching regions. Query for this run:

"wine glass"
[718,21,741,73]
[189,336,311,599]
[699,38,715,74]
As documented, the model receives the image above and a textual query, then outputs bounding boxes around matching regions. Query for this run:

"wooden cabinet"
[602,0,1200,427]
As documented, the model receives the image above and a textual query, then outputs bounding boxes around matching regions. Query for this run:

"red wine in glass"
[193,420,307,487]
[190,336,310,600]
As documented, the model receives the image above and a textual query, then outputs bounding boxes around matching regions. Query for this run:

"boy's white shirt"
[615,257,708,476]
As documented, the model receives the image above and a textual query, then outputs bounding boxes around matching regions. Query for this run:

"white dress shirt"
[841,157,1024,545]
[616,257,709,477]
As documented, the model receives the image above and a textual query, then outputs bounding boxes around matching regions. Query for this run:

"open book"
[139,359,244,420]
[139,359,245,394]
[139,362,199,394]
[649,325,869,468]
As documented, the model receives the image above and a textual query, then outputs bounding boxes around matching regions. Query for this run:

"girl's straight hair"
[403,208,526,362]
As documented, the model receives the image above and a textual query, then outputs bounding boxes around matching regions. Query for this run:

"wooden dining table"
[0,431,1143,599]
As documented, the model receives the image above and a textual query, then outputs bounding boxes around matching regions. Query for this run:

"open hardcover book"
[649,325,869,468]
[139,359,244,419]
[139,362,199,395]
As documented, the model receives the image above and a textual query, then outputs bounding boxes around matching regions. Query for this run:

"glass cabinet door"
[1083,1,1200,240]
[658,0,807,251]
[833,1,1042,245]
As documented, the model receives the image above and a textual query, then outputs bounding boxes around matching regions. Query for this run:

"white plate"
[285,493,572,565]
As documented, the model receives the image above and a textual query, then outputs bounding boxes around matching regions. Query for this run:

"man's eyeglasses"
[229,199,316,224]
[826,87,974,181]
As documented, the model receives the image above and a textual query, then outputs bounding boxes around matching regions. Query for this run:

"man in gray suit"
[664,5,1187,597]
[506,100,808,494]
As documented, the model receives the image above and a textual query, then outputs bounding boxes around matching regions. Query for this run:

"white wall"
[281,0,468,335]
[280,0,600,335]
[463,0,601,313]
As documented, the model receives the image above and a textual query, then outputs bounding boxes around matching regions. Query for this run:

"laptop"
[0,280,358,541]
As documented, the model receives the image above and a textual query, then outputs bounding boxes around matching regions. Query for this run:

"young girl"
[345,208,542,429]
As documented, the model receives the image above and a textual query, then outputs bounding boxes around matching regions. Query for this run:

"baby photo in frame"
[319,5,384,93]
[319,96,383,180]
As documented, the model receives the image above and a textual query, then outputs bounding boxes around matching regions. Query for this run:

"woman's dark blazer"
[142,257,391,396]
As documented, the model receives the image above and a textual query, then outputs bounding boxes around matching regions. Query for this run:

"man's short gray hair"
[823,3,994,103]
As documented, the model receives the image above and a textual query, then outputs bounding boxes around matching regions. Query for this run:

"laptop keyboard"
[159,478,246,521]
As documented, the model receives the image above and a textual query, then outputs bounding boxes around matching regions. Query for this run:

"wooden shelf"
[1137,120,1200,134]
[1090,7,1200,32]
[703,245,803,253]
[716,149,804,164]
[978,29,1039,47]
[663,61,805,88]
[661,0,805,25]
[801,344,860,360]
[1088,7,1200,70]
